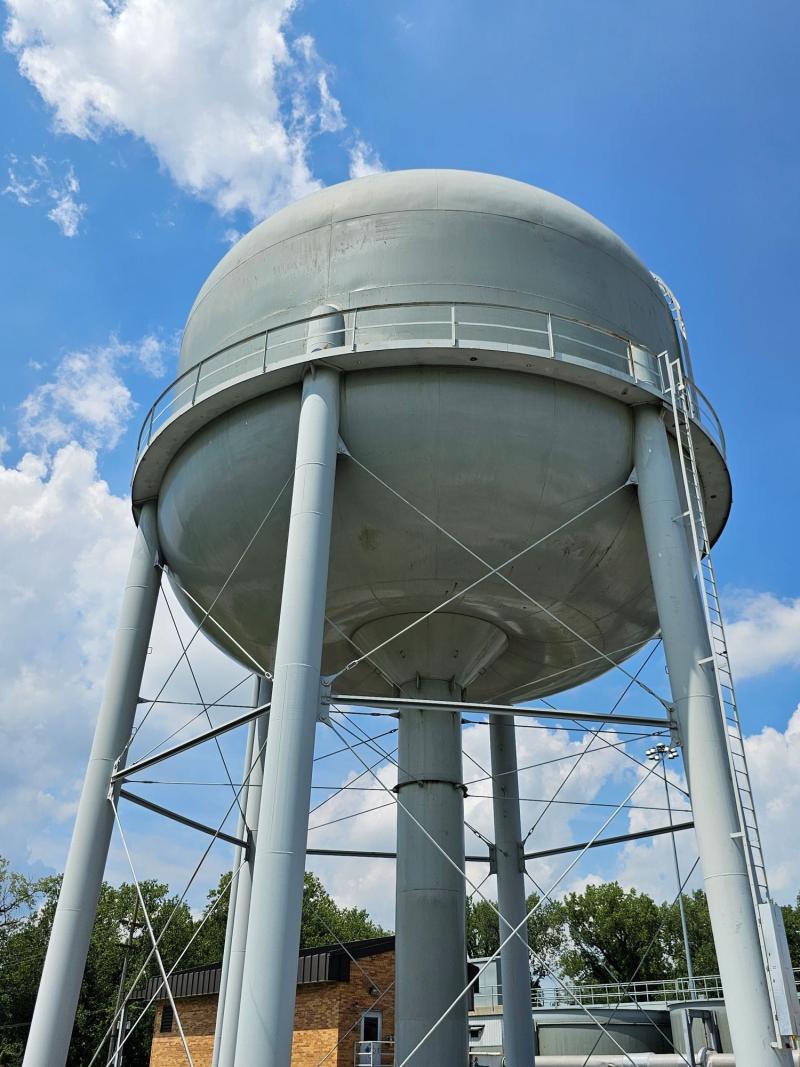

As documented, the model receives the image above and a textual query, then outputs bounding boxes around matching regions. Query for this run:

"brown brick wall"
[146,951,396,1067]
[335,949,395,1067]
[292,980,342,1067]
[149,996,217,1067]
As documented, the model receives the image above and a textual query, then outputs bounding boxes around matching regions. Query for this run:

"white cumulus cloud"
[3,0,380,220]
[742,706,800,898]
[349,138,385,179]
[612,706,800,907]
[726,590,800,680]
[308,714,636,928]
[19,334,171,451]
[0,445,133,869]
[4,154,87,236]
[0,440,252,894]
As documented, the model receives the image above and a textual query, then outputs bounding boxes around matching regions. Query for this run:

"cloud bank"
[4,0,382,220]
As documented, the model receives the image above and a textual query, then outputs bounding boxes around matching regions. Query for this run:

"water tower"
[23,171,799,1067]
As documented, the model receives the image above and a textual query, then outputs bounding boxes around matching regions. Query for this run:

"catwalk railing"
[134,301,726,466]
[471,968,800,1010]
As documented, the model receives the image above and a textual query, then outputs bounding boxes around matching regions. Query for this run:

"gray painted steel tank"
[669,1000,732,1055]
[135,169,730,701]
[533,1007,672,1055]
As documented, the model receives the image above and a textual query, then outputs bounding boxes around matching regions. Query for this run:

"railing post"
[451,304,457,346]
[351,307,358,352]
[191,363,202,405]
[262,330,269,374]
[656,351,669,396]
[547,313,556,359]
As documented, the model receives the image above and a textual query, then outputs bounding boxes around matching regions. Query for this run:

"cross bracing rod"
[111,800,195,1066]
[118,788,248,850]
[523,819,694,861]
[86,734,270,1067]
[330,715,695,1067]
[111,702,271,783]
[328,694,671,729]
[113,694,668,791]
[305,820,694,863]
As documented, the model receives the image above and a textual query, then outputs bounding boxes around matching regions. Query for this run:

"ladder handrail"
[661,354,768,891]
[660,351,781,1040]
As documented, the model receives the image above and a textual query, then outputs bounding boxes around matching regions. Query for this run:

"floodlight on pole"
[647,741,695,994]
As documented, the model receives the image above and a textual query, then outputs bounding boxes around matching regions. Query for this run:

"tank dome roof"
[195,169,652,307]
[180,167,676,385]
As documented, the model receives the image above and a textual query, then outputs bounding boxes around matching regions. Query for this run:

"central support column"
[233,367,339,1067]
[396,678,468,1066]
[634,404,790,1067]
[489,714,536,1067]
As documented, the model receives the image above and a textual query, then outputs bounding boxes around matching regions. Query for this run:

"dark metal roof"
[130,936,395,1002]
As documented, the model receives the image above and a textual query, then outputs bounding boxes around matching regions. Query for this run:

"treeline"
[0,858,385,1067]
[2,855,799,1067]
[468,882,800,985]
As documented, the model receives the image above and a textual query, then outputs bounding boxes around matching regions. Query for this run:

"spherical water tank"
[134,169,730,700]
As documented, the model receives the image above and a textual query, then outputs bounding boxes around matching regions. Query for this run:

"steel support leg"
[22,502,162,1067]
[396,678,468,1066]
[217,678,270,1067]
[634,405,790,1066]
[489,714,536,1067]
[233,367,339,1066]
[212,691,258,1067]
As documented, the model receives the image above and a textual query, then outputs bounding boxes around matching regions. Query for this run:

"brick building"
[135,937,396,1067]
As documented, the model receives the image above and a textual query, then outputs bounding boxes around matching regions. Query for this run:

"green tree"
[0,860,197,1067]
[465,892,565,981]
[300,872,388,947]
[189,869,389,963]
[186,871,234,965]
[559,882,670,984]
[465,897,499,958]
[525,891,568,981]
[0,860,44,1066]
[781,894,800,968]
[662,889,718,977]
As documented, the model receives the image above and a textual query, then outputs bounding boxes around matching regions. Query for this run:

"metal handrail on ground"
[133,301,726,468]
[354,1039,396,1066]
[471,968,800,1011]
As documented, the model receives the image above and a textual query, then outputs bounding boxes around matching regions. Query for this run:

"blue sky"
[0,0,798,925]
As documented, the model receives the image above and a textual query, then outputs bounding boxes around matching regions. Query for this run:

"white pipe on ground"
[528,1055,800,1066]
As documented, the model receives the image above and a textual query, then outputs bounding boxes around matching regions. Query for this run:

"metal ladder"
[660,352,769,903]
[660,348,800,1048]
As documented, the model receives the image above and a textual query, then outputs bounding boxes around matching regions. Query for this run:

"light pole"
[108,897,141,1067]
[646,742,695,996]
